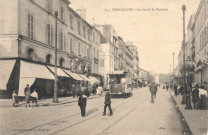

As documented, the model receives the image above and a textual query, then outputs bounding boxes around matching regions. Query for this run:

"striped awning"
[47,66,70,78]
[63,69,83,80]
[18,61,54,96]
[0,60,16,90]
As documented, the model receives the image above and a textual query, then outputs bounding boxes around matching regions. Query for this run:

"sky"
[69,0,200,74]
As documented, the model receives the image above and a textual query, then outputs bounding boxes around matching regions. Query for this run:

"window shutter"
[31,15,34,40]
[45,24,48,44]
[27,13,30,38]
[63,34,65,51]
[59,31,61,49]
[51,25,53,46]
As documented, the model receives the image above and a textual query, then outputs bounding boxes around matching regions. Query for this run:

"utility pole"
[181,5,186,104]
[53,11,59,103]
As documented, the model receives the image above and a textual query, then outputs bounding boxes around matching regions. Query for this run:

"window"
[46,54,51,64]
[87,48,90,59]
[80,44,83,56]
[46,0,52,12]
[83,26,86,38]
[46,24,51,45]
[100,59,104,67]
[94,48,96,58]
[27,48,34,60]
[97,34,99,43]
[78,21,81,35]
[59,58,64,67]
[70,15,73,29]
[60,31,64,50]
[78,42,80,56]
[70,37,73,53]
[60,7,64,21]
[84,46,86,56]
[27,13,33,39]
[93,32,95,42]
[87,29,90,41]
[70,60,73,68]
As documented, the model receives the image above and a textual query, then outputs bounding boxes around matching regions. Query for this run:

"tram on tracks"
[108,71,133,97]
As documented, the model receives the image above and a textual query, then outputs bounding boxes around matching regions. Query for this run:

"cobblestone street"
[0,87,184,135]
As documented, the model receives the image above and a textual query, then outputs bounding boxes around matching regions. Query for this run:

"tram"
[108,71,133,97]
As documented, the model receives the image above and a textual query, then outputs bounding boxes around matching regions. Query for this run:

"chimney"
[76,8,86,20]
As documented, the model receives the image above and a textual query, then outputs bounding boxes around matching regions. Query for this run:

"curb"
[169,90,193,135]
[0,96,100,108]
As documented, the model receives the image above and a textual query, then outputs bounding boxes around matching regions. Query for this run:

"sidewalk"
[169,90,208,135]
[0,94,100,108]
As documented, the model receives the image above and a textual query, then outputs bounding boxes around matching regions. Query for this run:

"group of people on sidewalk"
[173,83,208,110]
[12,84,39,107]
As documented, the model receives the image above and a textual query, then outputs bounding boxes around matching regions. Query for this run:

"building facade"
[177,0,208,86]
[193,0,208,85]
[0,0,101,98]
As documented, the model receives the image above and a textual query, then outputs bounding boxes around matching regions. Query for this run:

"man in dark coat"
[149,81,158,102]
[24,84,31,108]
[103,87,113,116]
[192,84,200,109]
[174,84,178,96]
[77,85,89,117]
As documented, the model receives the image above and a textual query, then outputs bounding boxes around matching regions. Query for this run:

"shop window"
[46,54,51,64]
[27,48,34,60]
[59,58,64,67]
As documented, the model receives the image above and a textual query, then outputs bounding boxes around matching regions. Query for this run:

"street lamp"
[53,11,59,103]
[185,56,194,109]
[181,5,187,104]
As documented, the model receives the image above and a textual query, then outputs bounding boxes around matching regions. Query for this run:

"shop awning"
[63,69,83,80]
[18,61,54,96]
[79,74,91,81]
[89,76,100,83]
[108,70,128,75]
[47,66,70,78]
[0,60,16,90]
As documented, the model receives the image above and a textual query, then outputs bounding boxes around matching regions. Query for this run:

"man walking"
[77,84,89,117]
[149,81,158,102]
[103,87,113,116]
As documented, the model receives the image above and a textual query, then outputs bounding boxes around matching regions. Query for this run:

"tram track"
[10,92,139,135]
[1,96,100,127]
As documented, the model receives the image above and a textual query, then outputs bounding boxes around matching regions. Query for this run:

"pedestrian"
[24,84,31,108]
[77,84,89,117]
[192,84,200,110]
[103,87,113,116]
[166,84,169,91]
[149,81,158,102]
[12,90,19,107]
[30,89,38,107]
[97,84,103,96]
[174,84,178,96]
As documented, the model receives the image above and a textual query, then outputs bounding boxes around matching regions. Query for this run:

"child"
[30,89,38,107]
[12,90,19,107]
[103,87,113,116]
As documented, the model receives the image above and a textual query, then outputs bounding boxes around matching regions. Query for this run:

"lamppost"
[53,11,58,103]
[181,5,187,104]
[185,56,193,109]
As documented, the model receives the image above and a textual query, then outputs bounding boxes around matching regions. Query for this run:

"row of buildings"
[176,0,208,86]
[0,0,141,98]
